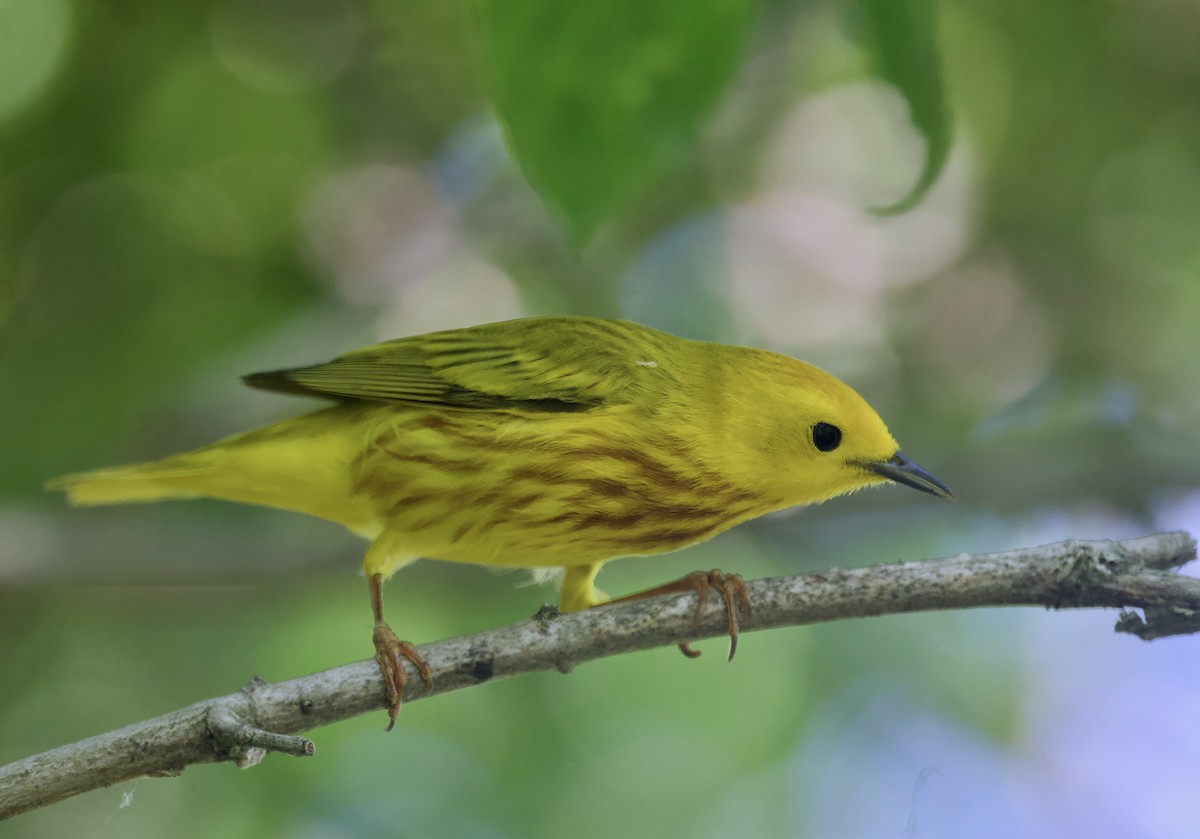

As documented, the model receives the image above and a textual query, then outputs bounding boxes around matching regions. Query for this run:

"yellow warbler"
[48,316,951,727]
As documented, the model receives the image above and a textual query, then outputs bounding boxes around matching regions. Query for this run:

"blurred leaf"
[857,0,952,214]
[474,0,756,243]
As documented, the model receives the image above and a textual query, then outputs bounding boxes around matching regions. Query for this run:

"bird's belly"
[371,475,756,569]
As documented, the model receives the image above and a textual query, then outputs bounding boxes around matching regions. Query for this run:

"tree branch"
[2,531,1196,820]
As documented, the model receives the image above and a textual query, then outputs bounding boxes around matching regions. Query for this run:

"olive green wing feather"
[242,317,672,412]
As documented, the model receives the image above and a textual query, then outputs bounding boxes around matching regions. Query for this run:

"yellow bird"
[48,316,951,728]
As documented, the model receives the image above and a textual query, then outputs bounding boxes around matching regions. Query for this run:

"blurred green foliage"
[2,0,1199,836]
[477,0,758,242]
[857,0,950,214]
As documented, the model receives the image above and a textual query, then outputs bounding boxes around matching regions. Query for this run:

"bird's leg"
[606,570,751,661]
[559,563,606,613]
[369,573,432,732]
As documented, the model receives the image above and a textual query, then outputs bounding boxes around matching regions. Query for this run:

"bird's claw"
[372,621,432,732]
[674,569,750,661]
[607,568,750,661]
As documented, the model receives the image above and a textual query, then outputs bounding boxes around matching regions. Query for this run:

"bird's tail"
[45,407,371,528]
[46,455,217,506]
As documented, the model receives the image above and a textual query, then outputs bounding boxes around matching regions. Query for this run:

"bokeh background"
[3,1,1200,836]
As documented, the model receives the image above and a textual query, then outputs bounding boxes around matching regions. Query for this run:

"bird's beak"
[865,451,954,499]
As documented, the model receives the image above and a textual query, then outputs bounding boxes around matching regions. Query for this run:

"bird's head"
[727,352,953,508]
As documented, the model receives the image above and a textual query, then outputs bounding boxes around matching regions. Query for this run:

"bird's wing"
[242,317,670,412]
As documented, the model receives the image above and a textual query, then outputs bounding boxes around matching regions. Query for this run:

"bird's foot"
[610,569,751,661]
[372,621,433,731]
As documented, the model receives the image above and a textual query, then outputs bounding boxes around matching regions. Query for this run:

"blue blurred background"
[2,1,1199,836]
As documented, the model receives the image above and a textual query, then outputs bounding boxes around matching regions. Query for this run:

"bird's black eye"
[812,422,842,452]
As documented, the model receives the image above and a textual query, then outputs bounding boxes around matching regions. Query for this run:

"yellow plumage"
[48,316,951,726]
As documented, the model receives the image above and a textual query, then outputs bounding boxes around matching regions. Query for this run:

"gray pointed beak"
[865,451,954,499]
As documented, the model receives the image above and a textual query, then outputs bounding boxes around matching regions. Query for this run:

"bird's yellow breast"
[348,403,774,568]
